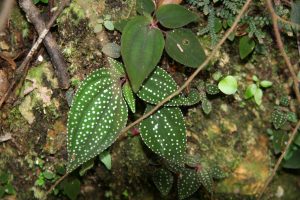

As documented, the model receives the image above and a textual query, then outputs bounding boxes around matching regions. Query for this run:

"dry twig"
[0,0,70,108]
[19,0,70,89]
[266,0,300,104]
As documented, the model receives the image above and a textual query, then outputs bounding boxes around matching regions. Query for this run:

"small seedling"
[218,75,238,95]
[244,75,272,105]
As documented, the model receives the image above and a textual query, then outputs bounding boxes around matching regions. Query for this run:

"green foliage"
[120,2,205,92]
[205,83,220,95]
[152,169,174,196]
[291,1,300,25]
[218,75,238,95]
[156,4,198,29]
[244,76,272,105]
[137,67,201,106]
[122,82,136,113]
[271,110,287,129]
[0,171,16,198]
[121,16,165,92]
[67,68,128,172]
[33,0,48,4]
[165,28,206,68]
[61,178,81,200]
[239,35,256,59]
[178,169,201,200]
[140,106,186,165]
[201,99,212,114]
[99,151,112,170]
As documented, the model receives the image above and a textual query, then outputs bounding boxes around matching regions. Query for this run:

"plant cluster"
[268,96,300,169]
[0,171,16,198]
[66,1,226,198]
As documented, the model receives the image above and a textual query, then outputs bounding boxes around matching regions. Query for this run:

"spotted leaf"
[201,99,212,114]
[197,169,213,193]
[271,110,287,129]
[210,166,227,179]
[178,168,201,200]
[153,168,174,196]
[122,82,136,113]
[121,16,165,92]
[67,69,128,173]
[140,106,186,165]
[138,67,200,106]
[107,57,125,76]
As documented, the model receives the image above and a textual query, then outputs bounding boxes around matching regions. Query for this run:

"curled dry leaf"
[0,69,9,98]
[157,0,182,7]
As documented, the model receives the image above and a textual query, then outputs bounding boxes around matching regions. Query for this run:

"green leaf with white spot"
[156,4,198,29]
[121,16,165,92]
[140,106,186,165]
[239,36,255,59]
[206,84,219,95]
[108,58,125,77]
[167,89,201,106]
[178,169,201,200]
[165,28,206,68]
[122,82,136,113]
[197,169,213,193]
[218,75,238,95]
[271,110,287,129]
[201,99,212,114]
[244,84,257,99]
[153,168,174,196]
[138,67,200,106]
[210,166,227,179]
[67,68,128,173]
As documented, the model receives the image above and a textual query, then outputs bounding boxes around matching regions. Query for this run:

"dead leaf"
[0,53,16,69]
[0,69,9,98]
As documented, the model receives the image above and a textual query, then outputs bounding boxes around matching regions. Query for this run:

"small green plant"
[218,75,238,95]
[0,171,16,198]
[244,75,272,105]
[32,0,48,4]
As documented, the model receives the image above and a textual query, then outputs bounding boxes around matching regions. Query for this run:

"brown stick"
[266,0,300,105]
[117,0,253,140]
[0,0,70,109]
[257,120,300,199]
[19,0,70,89]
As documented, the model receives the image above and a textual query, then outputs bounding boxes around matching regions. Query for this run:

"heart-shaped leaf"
[218,75,238,95]
[140,106,186,165]
[165,28,206,68]
[121,16,165,92]
[271,110,287,129]
[67,69,128,172]
[138,67,200,106]
[197,169,213,193]
[153,168,174,196]
[239,36,255,59]
[137,0,155,15]
[156,4,198,29]
[178,169,201,200]
[122,82,136,113]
